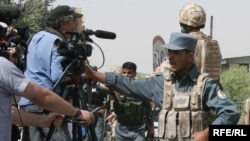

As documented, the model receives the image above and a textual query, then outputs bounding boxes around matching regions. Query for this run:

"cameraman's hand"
[40,113,64,128]
[76,110,95,126]
[7,47,17,63]
[6,26,17,34]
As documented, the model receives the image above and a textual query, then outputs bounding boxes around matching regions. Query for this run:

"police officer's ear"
[185,50,195,61]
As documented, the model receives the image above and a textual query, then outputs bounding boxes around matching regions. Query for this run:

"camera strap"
[45,28,66,40]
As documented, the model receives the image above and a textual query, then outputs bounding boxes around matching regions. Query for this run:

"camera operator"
[1,5,62,141]
[0,20,26,72]
[0,22,66,141]
[18,5,87,141]
[0,56,94,141]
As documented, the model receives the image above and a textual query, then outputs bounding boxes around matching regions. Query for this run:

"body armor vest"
[190,31,222,81]
[114,96,146,126]
[158,72,215,141]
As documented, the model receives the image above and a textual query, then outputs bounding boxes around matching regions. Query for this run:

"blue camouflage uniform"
[104,65,240,125]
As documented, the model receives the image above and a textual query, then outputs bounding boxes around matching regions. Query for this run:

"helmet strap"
[180,23,203,33]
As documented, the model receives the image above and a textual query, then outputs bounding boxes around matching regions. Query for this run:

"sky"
[53,0,250,74]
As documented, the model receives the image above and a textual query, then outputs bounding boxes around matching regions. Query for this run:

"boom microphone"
[0,4,21,19]
[94,30,116,39]
[84,29,116,40]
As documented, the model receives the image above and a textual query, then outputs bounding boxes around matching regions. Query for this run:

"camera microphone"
[84,29,116,40]
[94,30,116,39]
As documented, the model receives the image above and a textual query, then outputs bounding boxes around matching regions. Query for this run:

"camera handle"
[45,57,97,141]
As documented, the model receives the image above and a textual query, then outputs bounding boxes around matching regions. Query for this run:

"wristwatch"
[74,108,81,118]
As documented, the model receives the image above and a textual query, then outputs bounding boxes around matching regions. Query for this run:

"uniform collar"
[171,64,200,82]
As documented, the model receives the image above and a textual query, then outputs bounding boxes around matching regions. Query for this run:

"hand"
[105,112,116,122]
[76,110,94,126]
[7,47,17,63]
[52,115,64,128]
[81,62,92,79]
[192,128,209,141]
[147,125,155,139]
[40,113,64,128]
[7,26,18,34]
[97,108,106,115]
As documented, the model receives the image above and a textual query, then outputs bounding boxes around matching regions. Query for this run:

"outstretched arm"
[22,81,94,125]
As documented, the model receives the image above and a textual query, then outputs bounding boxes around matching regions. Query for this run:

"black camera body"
[0,24,29,71]
[57,39,92,60]
[56,29,116,75]
[55,31,93,75]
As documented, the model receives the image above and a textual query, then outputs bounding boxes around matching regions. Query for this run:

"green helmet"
[179,4,206,28]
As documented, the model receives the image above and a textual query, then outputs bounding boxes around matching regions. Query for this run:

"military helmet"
[179,4,206,28]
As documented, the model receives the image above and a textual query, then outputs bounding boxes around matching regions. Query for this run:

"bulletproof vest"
[190,31,222,81]
[158,73,215,141]
[114,96,146,126]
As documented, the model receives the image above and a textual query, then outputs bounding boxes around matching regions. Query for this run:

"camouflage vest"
[114,96,146,126]
[190,31,222,81]
[158,72,215,141]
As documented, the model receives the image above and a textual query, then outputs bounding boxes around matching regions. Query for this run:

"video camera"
[56,29,116,74]
[0,4,29,71]
[0,23,29,70]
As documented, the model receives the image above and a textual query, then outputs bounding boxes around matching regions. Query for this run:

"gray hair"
[46,14,74,30]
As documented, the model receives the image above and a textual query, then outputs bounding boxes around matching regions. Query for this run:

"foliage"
[220,65,250,102]
[12,0,55,35]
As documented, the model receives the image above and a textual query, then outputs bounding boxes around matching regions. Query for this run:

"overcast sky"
[53,0,250,74]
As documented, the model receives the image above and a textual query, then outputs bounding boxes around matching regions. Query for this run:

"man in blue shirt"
[19,5,83,141]
[82,32,240,141]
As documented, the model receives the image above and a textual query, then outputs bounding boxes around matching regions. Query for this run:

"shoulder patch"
[217,90,228,100]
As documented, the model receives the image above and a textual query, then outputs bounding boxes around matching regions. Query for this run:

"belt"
[117,119,144,127]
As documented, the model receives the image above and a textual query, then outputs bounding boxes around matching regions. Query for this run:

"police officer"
[106,62,154,141]
[82,32,240,141]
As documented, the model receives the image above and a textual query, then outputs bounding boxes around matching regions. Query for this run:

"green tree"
[11,0,55,34]
[220,65,250,102]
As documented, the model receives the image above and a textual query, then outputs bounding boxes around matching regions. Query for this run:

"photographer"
[0,22,66,141]
[0,56,94,141]
[1,4,65,141]
[18,5,86,141]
